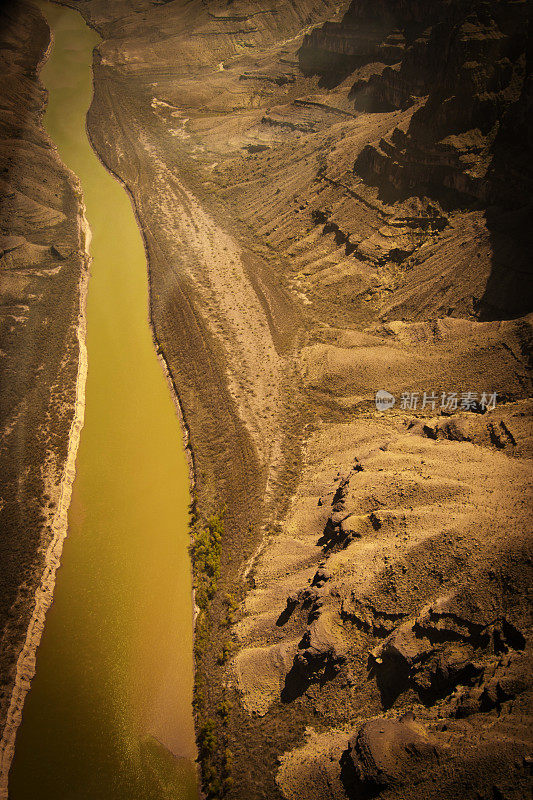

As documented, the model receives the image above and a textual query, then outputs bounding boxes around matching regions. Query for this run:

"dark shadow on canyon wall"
[339,748,381,800]
[298,0,533,323]
[479,57,533,321]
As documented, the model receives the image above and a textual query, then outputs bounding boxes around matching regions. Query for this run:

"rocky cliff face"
[0,1,86,748]
[352,1,528,196]
[3,0,532,799]
[302,0,532,318]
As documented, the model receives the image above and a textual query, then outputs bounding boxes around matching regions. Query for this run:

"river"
[8,3,198,798]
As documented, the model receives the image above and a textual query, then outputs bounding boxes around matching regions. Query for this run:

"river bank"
[0,2,88,787]
[0,33,92,790]
[4,4,198,798]
[67,2,533,799]
[0,177,89,799]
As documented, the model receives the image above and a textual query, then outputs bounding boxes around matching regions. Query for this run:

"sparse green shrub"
[190,509,225,609]
[216,699,232,722]
[207,778,221,798]
[198,718,216,757]
[221,591,240,624]
[193,677,206,712]
[189,492,199,524]
[222,748,233,776]
[217,637,238,665]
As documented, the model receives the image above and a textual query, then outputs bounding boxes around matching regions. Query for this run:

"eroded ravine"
[7,4,198,798]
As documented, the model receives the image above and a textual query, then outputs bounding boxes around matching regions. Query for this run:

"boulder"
[347,712,439,788]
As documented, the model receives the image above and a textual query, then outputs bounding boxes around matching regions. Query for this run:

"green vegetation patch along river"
[8,4,198,798]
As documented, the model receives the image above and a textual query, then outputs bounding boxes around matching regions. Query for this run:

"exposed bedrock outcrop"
[341,707,533,800]
[299,0,445,87]
[240,402,532,800]
[370,588,530,707]
[346,712,439,790]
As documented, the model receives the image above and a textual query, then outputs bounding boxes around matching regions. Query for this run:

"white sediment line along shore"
[0,185,91,798]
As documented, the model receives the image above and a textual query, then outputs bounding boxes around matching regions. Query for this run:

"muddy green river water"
[9,4,198,798]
